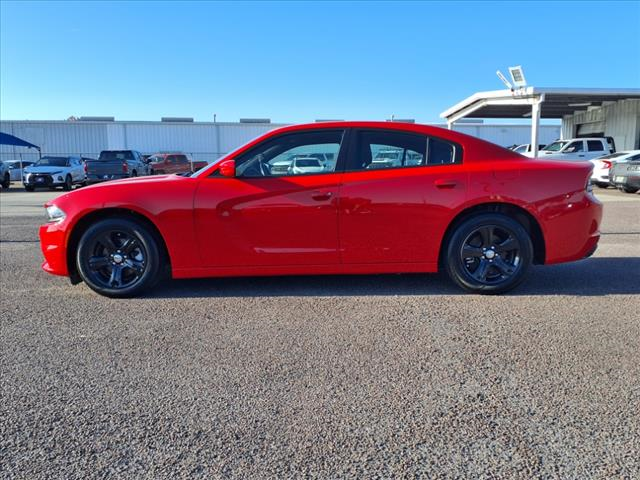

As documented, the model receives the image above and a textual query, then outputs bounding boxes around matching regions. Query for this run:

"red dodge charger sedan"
[39,122,602,297]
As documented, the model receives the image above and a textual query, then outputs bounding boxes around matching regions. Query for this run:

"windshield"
[541,141,568,152]
[99,151,134,161]
[35,156,68,167]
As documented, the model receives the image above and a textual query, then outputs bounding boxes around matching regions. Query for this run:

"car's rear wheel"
[76,218,161,297]
[595,182,608,189]
[619,186,639,194]
[1,172,10,188]
[444,213,533,294]
[24,185,35,192]
[131,170,137,177]
[63,175,73,191]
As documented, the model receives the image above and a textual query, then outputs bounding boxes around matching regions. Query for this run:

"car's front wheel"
[76,218,162,297]
[63,175,73,191]
[444,213,533,294]
[24,185,35,192]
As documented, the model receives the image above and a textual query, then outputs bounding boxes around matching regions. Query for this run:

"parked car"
[39,121,602,298]
[511,144,546,156]
[0,161,10,188]
[23,156,86,191]
[289,156,325,175]
[589,150,640,188]
[536,137,615,161]
[610,157,640,193]
[4,160,36,182]
[86,150,148,184]
[148,153,207,175]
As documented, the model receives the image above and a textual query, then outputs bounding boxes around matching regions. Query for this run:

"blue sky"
[1,1,639,123]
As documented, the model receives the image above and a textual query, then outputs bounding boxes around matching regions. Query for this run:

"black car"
[611,159,640,193]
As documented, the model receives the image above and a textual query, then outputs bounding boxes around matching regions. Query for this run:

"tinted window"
[99,151,134,161]
[235,130,344,177]
[428,137,460,165]
[348,130,426,171]
[587,140,604,152]
[176,155,189,164]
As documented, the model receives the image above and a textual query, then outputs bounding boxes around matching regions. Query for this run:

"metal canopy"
[440,87,640,156]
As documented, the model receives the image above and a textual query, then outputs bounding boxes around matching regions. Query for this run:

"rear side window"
[587,140,604,152]
[347,130,461,171]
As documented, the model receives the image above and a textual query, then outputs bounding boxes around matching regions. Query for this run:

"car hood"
[83,173,188,190]
[25,166,67,173]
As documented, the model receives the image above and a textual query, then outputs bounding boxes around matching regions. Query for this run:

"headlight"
[45,205,66,223]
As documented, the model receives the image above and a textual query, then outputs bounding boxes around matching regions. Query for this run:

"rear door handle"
[311,191,333,201]
[434,179,458,189]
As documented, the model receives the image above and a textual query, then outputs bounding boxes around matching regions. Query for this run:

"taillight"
[83,162,88,173]
[602,160,612,169]
[122,162,129,174]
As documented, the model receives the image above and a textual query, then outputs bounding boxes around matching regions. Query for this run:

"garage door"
[577,121,605,136]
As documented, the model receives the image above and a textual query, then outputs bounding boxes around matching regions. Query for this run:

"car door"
[194,129,347,267]
[338,128,467,265]
[561,140,586,160]
[586,140,606,160]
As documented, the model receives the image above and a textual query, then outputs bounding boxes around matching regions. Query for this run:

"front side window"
[587,140,604,152]
[235,130,344,178]
[564,141,584,153]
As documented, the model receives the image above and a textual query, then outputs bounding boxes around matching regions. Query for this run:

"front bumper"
[24,174,65,187]
[39,222,69,276]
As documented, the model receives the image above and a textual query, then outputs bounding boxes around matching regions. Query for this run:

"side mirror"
[218,159,236,178]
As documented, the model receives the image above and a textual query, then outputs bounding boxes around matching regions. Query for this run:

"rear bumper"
[541,191,603,265]
[86,173,128,184]
[611,175,640,189]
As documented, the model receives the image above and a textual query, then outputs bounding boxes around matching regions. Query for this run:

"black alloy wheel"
[76,218,162,297]
[445,213,533,294]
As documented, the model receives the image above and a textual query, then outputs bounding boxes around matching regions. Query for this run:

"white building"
[0,117,561,163]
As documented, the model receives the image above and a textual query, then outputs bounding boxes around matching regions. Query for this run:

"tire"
[63,175,72,191]
[444,213,533,295]
[1,172,9,188]
[24,185,35,192]
[619,186,639,194]
[595,183,608,189]
[76,218,162,298]
[131,170,137,177]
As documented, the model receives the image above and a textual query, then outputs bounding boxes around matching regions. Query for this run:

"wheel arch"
[66,208,171,284]
[439,202,546,268]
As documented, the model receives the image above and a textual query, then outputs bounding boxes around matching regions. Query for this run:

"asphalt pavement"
[1,185,639,478]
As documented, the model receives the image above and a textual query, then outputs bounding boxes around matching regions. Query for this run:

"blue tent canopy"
[0,132,40,150]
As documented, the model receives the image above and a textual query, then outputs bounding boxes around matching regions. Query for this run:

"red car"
[147,153,208,175]
[39,122,602,297]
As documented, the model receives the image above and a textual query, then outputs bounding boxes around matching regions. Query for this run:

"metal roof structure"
[440,87,640,156]
[441,87,640,121]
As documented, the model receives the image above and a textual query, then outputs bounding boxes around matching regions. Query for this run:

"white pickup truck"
[531,137,616,161]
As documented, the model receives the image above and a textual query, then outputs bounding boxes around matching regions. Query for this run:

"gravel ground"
[1,188,639,478]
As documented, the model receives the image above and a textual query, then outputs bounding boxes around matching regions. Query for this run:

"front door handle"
[434,179,458,189]
[311,191,333,201]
